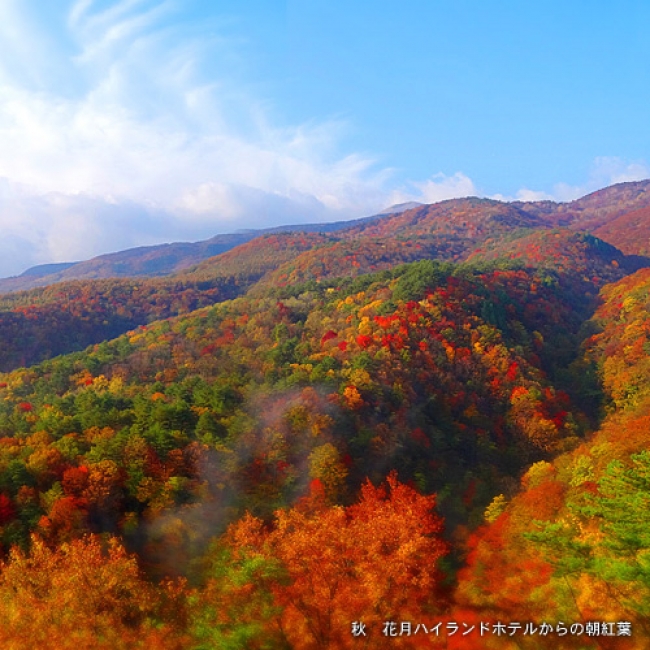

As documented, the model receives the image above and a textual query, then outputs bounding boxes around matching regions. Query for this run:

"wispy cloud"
[0,1,390,274]
[388,172,477,206]
[552,157,650,201]
[489,157,650,204]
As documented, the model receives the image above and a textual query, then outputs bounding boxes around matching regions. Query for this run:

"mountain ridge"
[1,179,650,295]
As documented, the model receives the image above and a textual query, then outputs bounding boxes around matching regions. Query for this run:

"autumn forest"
[1,181,650,649]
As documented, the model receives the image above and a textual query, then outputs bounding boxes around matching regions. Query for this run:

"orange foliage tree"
[0,534,188,650]
[194,472,448,649]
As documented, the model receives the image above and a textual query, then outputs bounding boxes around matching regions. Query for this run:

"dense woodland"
[0,181,650,648]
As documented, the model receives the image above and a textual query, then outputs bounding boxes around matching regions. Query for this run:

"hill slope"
[593,204,650,256]
[454,267,650,646]
[0,181,650,646]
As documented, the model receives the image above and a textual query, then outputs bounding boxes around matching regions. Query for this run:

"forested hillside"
[454,267,650,648]
[0,182,648,648]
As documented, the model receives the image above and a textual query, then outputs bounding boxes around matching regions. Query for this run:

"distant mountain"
[18,262,78,278]
[2,179,650,295]
[180,232,337,284]
[515,179,650,229]
[340,198,546,251]
[249,236,452,293]
[0,212,392,295]
[0,233,258,294]
[375,201,423,215]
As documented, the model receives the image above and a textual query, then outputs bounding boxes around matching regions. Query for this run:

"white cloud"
[490,188,555,202]
[389,172,477,206]
[552,157,650,201]
[0,1,391,275]
[489,157,650,204]
[514,188,555,202]
[0,180,180,276]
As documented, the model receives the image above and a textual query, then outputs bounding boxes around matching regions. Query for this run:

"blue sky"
[0,0,647,274]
